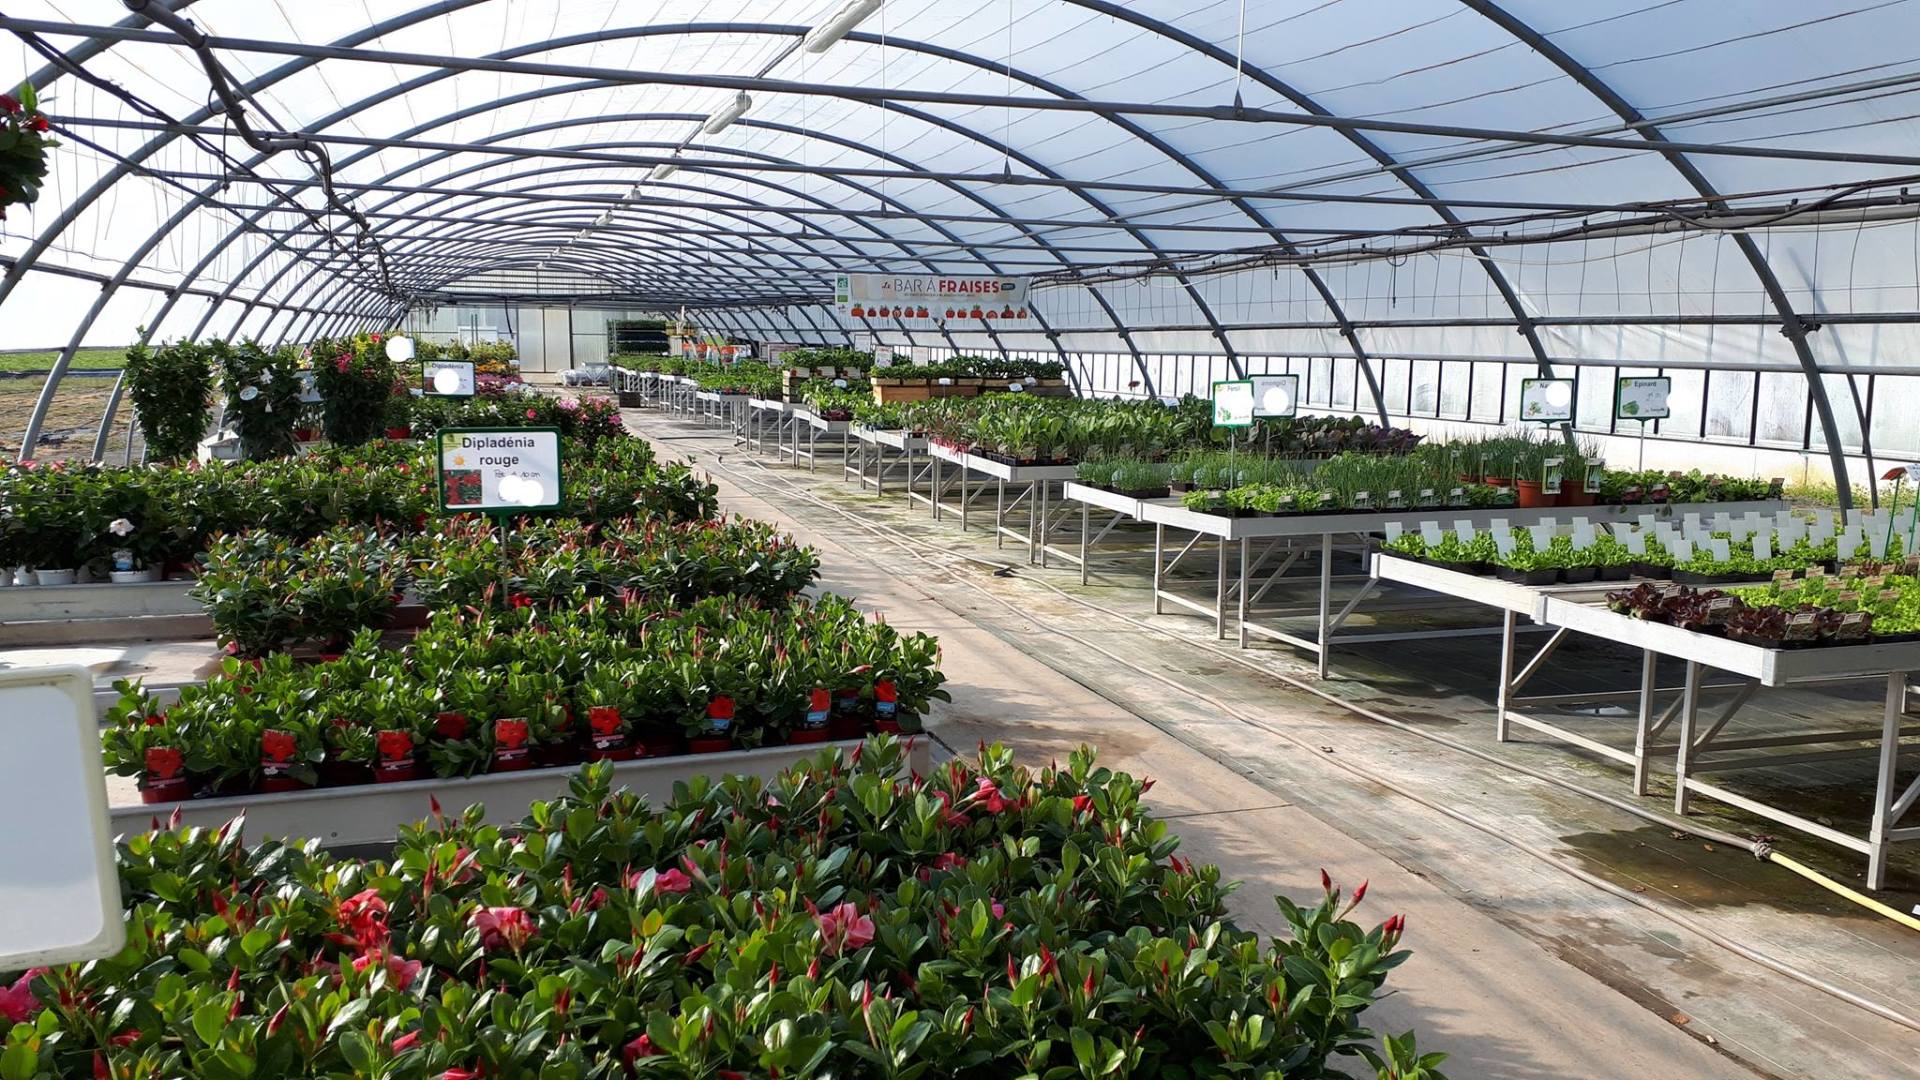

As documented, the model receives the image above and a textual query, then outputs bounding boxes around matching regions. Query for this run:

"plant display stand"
[746,397,801,454]
[847,426,927,497]
[111,738,932,848]
[1138,500,1788,676]
[784,409,854,472]
[926,445,1079,564]
[1371,552,1920,888]
[1054,482,1158,585]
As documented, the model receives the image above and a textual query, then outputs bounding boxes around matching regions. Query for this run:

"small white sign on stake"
[1625,529,1647,556]
[1710,537,1731,562]
[1384,521,1404,542]
[1754,532,1773,562]
[0,666,124,969]
[1454,520,1476,544]
[1494,531,1517,556]
[1420,521,1445,547]
[1528,524,1555,550]
[1211,380,1256,428]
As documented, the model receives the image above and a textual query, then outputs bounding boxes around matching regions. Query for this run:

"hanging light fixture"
[803,0,883,53]
[703,92,753,134]
[594,210,613,227]
[650,161,679,181]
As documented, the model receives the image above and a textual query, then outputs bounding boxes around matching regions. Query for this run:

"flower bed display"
[0,437,716,582]
[104,593,944,797]
[6,742,1434,1079]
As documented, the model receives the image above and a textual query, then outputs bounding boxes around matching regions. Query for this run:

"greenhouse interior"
[4,2,1920,1077]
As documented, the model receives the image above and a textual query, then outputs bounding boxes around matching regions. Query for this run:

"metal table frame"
[1136,500,1789,677]
[785,410,852,472]
[927,446,1080,564]
[848,426,927,497]
[746,398,801,455]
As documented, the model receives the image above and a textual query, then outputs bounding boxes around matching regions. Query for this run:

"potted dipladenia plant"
[578,666,636,762]
[100,679,189,804]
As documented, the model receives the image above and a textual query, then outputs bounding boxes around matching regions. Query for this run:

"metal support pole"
[1495,610,1517,742]
[1868,671,1909,890]
[1632,650,1659,796]
[1152,524,1165,616]
[1674,660,1704,814]
[1316,533,1334,678]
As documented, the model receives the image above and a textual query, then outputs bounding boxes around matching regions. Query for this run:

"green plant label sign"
[422,360,476,397]
[1615,376,1671,420]
[436,427,563,512]
[1518,377,1575,423]
[1211,380,1255,428]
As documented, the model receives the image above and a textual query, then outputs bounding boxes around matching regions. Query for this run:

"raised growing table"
[848,425,929,497]
[926,445,1080,563]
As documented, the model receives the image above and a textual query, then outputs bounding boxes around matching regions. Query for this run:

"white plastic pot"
[33,568,78,586]
[110,568,159,584]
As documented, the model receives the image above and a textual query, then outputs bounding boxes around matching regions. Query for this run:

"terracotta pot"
[1515,480,1553,508]
[1560,489,1597,507]
[688,736,734,754]
[139,775,192,804]
[1483,475,1512,488]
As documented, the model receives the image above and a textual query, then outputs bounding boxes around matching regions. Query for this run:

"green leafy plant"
[124,338,215,462]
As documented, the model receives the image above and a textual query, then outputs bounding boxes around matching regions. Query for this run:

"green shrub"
[124,338,214,461]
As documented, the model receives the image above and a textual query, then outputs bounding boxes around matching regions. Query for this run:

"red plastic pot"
[259,729,302,791]
[293,426,319,442]
[139,775,191,804]
[787,729,831,745]
[374,731,419,783]
[873,717,903,735]
[688,736,734,754]
[873,680,900,726]
[586,706,634,761]
[385,426,413,440]
[259,776,308,794]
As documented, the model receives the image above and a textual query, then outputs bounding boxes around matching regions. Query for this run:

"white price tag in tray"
[1754,533,1772,561]
[1493,531,1517,556]
[1384,521,1404,542]
[1453,520,1476,544]
[1638,514,1657,531]
[1673,536,1695,564]
[1710,537,1731,562]
[1625,530,1647,555]
[1490,517,1510,536]
[1684,512,1702,534]
[1713,512,1734,535]
[1870,528,1890,558]
[1838,533,1859,560]
[1571,530,1595,550]
[1528,524,1554,550]
[1420,522,1445,546]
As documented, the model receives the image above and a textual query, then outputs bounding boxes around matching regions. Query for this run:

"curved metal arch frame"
[1459,0,1861,510]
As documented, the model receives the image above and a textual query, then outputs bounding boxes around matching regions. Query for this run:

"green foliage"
[215,340,303,460]
[25,742,1432,1078]
[124,338,215,461]
[0,81,58,216]
[311,332,402,446]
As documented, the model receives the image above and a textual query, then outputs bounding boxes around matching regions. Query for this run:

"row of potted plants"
[1383,522,1903,585]
[0,437,717,582]
[1731,566,1920,638]
[11,740,1433,1078]
[1603,581,1903,647]
[400,390,624,447]
[194,513,820,657]
[105,593,947,798]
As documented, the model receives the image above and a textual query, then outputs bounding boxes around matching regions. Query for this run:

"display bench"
[691,390,750,430]
[110,738,931,849]
[847,426,929,498]
[925,445,1080,563]
[1054,483,1156,585]
[1134,499,1788,676]
[745,397,802,455]
[783,409,853,472]
[1370,552,1920,888]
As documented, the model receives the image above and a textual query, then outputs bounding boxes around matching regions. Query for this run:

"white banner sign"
[438,428,563,512]
[423,360,476,397]
[835,274,1031,326]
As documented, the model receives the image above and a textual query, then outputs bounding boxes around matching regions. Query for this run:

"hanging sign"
[422,360,477,397]
[1519,378,1575,423]
[873,345,896,369]
[1615,376,1671,421]
[835,274,1031,326]
[0,666,124,969]
[1250,374,1300,418]
[436,427,564,513]
[1211,380,1255,428]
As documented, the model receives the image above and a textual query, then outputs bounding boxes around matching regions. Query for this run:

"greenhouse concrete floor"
[630,409,1920,1080]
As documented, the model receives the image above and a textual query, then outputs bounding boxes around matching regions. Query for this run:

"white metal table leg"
[1868,671,1909,890]
[1316,533,1334,678]
[1238,537,1250,648]
[1080,499,1090,586]
[1495,610,1517,742]
[1674,660,1703,814]
[1632,650,1659,795]
[1152,524,1165,615]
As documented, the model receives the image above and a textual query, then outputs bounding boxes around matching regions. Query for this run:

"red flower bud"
[1319,868,1332,893]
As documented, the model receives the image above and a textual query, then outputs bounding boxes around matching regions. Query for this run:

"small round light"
[385,336,416,363]
[432,367,462,394]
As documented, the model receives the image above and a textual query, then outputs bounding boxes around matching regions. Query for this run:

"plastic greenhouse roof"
[4,0,1920,386]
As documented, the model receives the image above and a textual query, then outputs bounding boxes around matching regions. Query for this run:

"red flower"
[352,949,421,991]
[376,730,414,761]
[929,852,967,873]
[814,901,875,956]
[972,777,1010,814]
[652,868,693,894]
[441,1070,481,1080]
[109,1030,140,1047]
[526,408,539,419]
[507,593,534,609]
[144,746,183,780]
[0,972,37,1024]
[391,1030,422,1053]
[623,1033,659,1062]
[260,729,297,764]
[434,712,468,739]
[335,356,350,373]
[1071,794,1093,816]
[1883,466,1909,482]
[0,95,17,114]
[471,905,537,952]
[28,115,47,133]
[338,888,390,950]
